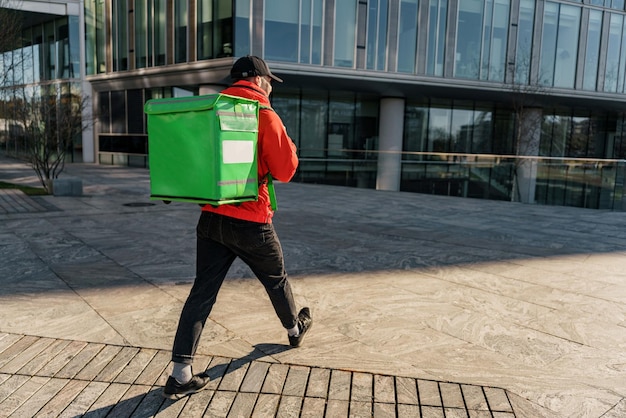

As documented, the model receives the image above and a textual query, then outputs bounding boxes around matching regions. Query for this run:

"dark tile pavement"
[0,333,516,417]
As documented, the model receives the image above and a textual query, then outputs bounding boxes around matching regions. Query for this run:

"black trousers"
[171,211,298,364]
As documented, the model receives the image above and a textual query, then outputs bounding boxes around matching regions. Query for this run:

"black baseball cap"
[230,55,283,83]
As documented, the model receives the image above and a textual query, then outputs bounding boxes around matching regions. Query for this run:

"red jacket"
[202,80,298,223]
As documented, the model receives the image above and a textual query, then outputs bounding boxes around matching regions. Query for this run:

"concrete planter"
[49,177,83,196]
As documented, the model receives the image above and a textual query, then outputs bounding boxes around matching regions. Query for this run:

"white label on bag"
[222,140,254,164]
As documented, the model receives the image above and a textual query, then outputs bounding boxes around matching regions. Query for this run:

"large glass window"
[3,18,80,83]
[111,90,127,133]
[514,0,535,84]
[217,0,233,58]
[300,0,323,64]
[596,0,626,9]
[535,109,620,209]
[112,0,129,71]
[265,0,298,61]
[21,30,34,85]
[544,112,596,159]
[540,3,558,86]
[7,50,19,86]
[198,0,213,60]
[366,0,389,70]
[621,18,626,93]
[426,0,447,76]
[199,0,234,59]
[605,13,626,93]
[64,17,80,78]
[568,114,594,157]
[151,0,167,66]
[451,103,475,153]
[235,0,251,56]
[310,0,323,64]
[269,90,300,148]
[484,0,509,81]
[455,0,509,81]
[0,52,8,87]
[397,0,419,73]
[134,0,171,68]
[282,91,377,186]
[401,100,513,200]
[583,10,602,91]
[9,18,77,83]
[175,0,188,63]
[404,100,508,155]
[493,107,515,154]
[428,103,452,152]
[334,1,357,67]
[299,90,328,157]
[541,112,572,157]
[44,22,56,79]
[455,0,481,79]
[263,0,322,64]
[457,104,495,152]
[612,114,626,159]
[31,30,41,83]
[136,0,148,68]
[539,2,580,88]
[301,0,312,64]
[355,96,379,159]
[127,89,145,134]
[58,19,68,77]
[471,107,495,153]
[482,2,494,79]
[85,0,105,74]
[328,93,355,155]
[554,5,580,88]
[403,102,429,158]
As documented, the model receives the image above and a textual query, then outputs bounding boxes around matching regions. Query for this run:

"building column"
[376,97,405,191]
[514,107,542,204]
[81,82,95,163]
[78,1,95,163]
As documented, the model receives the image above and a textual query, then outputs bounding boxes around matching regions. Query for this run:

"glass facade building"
[1,0,626,209]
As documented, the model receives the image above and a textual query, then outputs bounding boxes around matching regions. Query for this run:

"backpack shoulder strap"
[256,105,277,212]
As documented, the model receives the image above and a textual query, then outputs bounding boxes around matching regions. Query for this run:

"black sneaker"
[162,373,210,399]
[289,307,312,348]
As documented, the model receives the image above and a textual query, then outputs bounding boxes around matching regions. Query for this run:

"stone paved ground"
[1,154,626,417]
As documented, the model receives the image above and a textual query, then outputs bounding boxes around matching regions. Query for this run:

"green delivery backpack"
[144,94,276,209]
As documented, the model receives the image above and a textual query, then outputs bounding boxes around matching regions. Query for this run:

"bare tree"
[11,84,92,192]
[2,3,91,192]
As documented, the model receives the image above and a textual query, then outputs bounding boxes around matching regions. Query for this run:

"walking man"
[163,56,312,399]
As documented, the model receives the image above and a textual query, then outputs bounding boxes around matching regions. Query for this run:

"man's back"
[203,80,298,224]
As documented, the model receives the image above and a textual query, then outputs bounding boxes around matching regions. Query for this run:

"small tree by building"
[2,3,91,190]
[11,84,91,192]
[506,57,551,203]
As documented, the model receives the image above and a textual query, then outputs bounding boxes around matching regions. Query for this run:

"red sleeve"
[258,109,298,182]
